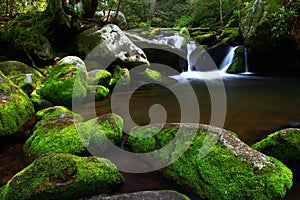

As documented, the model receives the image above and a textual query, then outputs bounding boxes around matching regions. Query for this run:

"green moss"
[36,106,84,122]
[228,47,245,74]
[129,124,293,200]
[24,113,123,158]
[88,70,112,86]
[24,118,85,157]
[109,66,130,88]
[141,68,163,82]
[0,153,124,200]
[221,28,241,45]
[252,128,300,163]
[40,56,88,106]
[179,28,190,39]
[193,33,215,45]
[0,71,35,137]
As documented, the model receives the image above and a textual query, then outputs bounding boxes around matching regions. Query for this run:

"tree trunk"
[43,0,71,28]
[151,0,157,11]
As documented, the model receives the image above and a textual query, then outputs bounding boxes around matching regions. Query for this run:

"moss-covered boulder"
[24,113,123,158]
[36,106,84,122]
[0,71,35,137]
[87,85,110,101]
[87,190,190,200]
[40,56,88,106]
[252,128,300,173]
[77,24,149,70]
[0,61,44,94]
[109,66,130,88]
[227,46,246,74]
[0,153,124,200]
[128,123,293,200]
[88,70,112,86]
[24,117,85,157]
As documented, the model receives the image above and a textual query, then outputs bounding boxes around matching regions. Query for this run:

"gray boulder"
[77,24,149,70]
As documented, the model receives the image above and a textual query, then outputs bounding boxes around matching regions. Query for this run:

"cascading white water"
[186,40,198,72]
[219,46,238,72]
[153,33,186,49]
[244,47,249,73]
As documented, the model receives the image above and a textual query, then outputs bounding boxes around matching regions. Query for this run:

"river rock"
[88,70,112,86]
[126,29,188,73]
[40,56,88,106]
[252,128,300,173]
[0,71,35,137]
[87,85,110,101]
[96,11,127,29]
[0,61,44,94]
[128,123,293,200]
[85,190,190,200]
[108,66,130,88]
[0,153,124,200]
[35,106,84,122]
[24,113,123,158]
[77,24,149,70]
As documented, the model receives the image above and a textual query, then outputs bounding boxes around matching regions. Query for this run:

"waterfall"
[187,40,197,72]
[219,46,238,72]
[153,33,185,49]
[244,47,249,73]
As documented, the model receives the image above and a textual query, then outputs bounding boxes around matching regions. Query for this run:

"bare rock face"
[128,123,293,200]
[77,24,149,70]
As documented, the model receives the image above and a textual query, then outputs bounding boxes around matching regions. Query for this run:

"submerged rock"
[0,71,35,136]
[0,153,124,200]
[40,56,88,106]
[128,123,293,200]
[86,190,190,200]
[24,113,123,158]
[77,24,149,70]
[252,128,300,173]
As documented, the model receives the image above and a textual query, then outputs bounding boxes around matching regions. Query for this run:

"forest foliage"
[0,0,299,37]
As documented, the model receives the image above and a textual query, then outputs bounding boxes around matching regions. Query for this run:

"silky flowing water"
[1,74,300,199]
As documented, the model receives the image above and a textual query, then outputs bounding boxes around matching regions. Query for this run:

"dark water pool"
[1,74,300,199]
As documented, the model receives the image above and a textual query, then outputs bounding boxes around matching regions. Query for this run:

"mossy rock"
[24,117,85,157]
[82,113,123,155]
[228,46,245,73]
[24,113,123,158]
[40,56,88,106]
[109,66,130,88]
[252,128,300,173]
[193,33,216,45]
[88,70,112,86]
[0,153,124,200]
[89,190,190,200]
[220,28,241,46]
[36,106,84,122]
[0,71,35,137]
[0,13,53,66]
[128,123,293,200]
